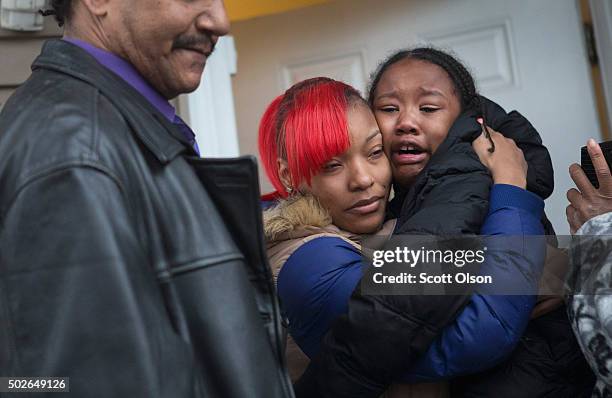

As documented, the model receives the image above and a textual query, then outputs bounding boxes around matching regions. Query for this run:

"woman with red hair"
[259,77,543,397]
[260,78,390,233]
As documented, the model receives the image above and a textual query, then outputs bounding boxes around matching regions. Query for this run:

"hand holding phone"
[580,140,612,188]
[567,139,612,233]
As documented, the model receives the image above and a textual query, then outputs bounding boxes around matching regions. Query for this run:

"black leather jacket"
[0,39,294,398]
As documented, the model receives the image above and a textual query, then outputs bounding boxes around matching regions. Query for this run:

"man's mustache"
[172,34,215,55]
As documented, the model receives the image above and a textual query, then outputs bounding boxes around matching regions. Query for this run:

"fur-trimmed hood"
[263,194,335,242]
[263,194,395,283]
[263,194,360,282]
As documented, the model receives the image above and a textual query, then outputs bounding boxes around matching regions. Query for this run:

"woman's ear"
[277,159,293,193]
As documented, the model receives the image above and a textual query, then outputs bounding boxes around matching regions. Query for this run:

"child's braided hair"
[368,47,495,151]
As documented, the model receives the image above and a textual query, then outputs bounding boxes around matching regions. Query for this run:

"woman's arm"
[279,184,545,377]
[283,234,473,397]
[277,236,364,358]
[402,184,546,381]
[399,130,546,380]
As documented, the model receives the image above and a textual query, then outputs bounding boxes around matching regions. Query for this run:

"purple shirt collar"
[64,38,175,122]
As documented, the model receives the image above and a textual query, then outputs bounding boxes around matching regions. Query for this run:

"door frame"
[588,0,612,138]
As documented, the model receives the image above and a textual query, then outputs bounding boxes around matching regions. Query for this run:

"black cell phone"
[580,140,612,188]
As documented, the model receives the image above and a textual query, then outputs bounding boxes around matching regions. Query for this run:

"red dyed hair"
[259,78,363,200]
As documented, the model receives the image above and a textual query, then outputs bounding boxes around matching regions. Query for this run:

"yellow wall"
[225,0,330,22]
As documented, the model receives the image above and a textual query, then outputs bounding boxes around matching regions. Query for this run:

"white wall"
[184,36,240,157]
[231,0,602,234]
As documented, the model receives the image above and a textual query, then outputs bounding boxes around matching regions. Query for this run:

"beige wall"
[0,18,61,109]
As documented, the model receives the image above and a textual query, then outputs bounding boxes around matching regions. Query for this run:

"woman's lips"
[347,197,383,215]
[392,151,428,165]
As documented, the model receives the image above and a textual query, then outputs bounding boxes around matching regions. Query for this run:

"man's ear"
[277,159,292,192]
[79,0,111,17]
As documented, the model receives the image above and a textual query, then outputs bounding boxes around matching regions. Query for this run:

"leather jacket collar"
[31,39,196,163]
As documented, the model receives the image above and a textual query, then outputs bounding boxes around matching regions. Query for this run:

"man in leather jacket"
[0,1,472,397]
[0,1,295,396]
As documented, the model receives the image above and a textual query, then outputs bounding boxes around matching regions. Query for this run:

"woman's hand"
[472,123,527,188]
[566,139,612,234]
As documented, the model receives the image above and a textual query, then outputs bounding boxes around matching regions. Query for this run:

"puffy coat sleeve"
[290,249,471,396]
[292,140,487,397]
[0,166,177,396]
[277,237,364,358]
[402,184,546,381]
[283,185,545,386]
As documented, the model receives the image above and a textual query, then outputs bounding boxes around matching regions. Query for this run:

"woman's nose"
[348,163,375,191]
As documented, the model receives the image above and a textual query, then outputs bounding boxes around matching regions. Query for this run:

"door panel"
[282,50,367,94]
[421,19,518,92]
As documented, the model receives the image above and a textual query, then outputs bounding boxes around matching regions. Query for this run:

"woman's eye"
[322,162,341,171]
[369,148,384,159]
[421,106,439,113]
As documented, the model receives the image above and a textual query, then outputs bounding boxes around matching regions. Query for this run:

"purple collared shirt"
[64,38,200,155]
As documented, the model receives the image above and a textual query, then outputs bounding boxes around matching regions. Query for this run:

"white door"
[180,36,240,158]
[232,0,601,234]
[591,0,612,129]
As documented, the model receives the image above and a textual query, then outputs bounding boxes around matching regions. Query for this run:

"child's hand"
[472,124,527,188]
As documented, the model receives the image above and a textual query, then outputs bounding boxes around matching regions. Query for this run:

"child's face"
[372,58,461,187]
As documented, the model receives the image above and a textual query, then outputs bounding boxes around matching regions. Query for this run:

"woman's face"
[307,102,391,234]
[372,58,461,187]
